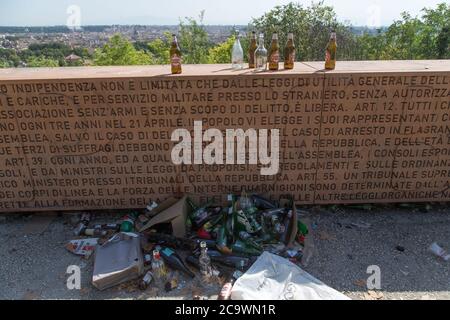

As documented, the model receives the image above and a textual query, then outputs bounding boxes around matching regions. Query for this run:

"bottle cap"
[288,33,294,39]
[200,241,207,249]
[272,33,278,40]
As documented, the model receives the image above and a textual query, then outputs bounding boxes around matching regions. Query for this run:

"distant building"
[65,53,81,62]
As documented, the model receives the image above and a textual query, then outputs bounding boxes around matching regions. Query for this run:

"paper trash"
[139,196,188,237]
[92,232,144,290]
[66,238,99,256]
[231,251,350,300]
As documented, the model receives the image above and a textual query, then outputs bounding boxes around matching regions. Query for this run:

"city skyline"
[0,0,445,27]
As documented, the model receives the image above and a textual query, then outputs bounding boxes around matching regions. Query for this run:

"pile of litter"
[66,193,348,300]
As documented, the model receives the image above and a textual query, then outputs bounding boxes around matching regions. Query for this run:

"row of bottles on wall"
[170,31,337,74]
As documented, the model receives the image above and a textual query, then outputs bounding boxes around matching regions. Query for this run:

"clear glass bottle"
[231,30,244,70]
[151,249,168,280]
[255,33,267,72]
[198,241,212,278]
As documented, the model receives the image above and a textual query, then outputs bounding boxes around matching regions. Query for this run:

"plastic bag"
[231,251,350,300]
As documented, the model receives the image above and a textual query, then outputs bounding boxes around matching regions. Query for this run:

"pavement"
[0,204,449,300]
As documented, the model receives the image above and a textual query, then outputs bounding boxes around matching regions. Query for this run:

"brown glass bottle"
[248,31,257,68]
[170,34,182,74]
[268,32,280,71]
[325,31,337,70]
[284,33,295,69]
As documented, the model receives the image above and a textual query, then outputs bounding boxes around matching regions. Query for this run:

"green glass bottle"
[231,240,262,256]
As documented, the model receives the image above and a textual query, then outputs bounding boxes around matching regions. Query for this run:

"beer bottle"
[217,271,243,300]
[248,31,257,68]
[284,32,295,69]
[325,31,337,70]
[231,239,262,256]
[160,247,195,278]
[268,32,280,71]
[170,34,182,74]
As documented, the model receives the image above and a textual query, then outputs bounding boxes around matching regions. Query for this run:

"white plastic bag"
[231,252,350,300]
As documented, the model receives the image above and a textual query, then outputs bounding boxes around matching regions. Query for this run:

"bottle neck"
[258,37,265,47]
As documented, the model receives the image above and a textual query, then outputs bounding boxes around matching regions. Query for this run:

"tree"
[437,26,450,58]
[26,56,59,67]
[93,34,153,66]
[250,1,359,61]
[147,34,171,64]
[178,11,210,64]
[208,35,235,64]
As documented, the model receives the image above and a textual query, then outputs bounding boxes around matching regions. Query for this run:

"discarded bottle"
[231,240,262,256]
[268,32,280,71]
[170,34,182,74]
[73,213,91,236]
[217,271,242,300]
[144,253,152,266]
[216,225,232,255]
[83,228,107,237]
[251,194,277,210]
[429,242,450,261]
[139,271,154,290]
[325,31,337,70]
[231,30,244,70]
[262,208,286,218]
[185,255,222,277]
[207,251,253,268]
[199,241,212,278]
[160,247,196,278]
[271,214,286,234]
[248,31,257,68]
[151,249,168,280]
[192,206,222,230]
[238,231,263,250]
[255,33,268,71]
[120,212,138,232]
[165,277,178,292]
[238,192,253,211]
[189,200,213,227]
[284,32,295,69]
[280,210,293,244]
[92,223,120,231]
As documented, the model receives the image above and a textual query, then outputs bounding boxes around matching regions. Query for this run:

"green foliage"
[208,35,235,64]
[356,2,450,60]
[94,34,153,66]
[250,1,358,61]
[26,56,59,67]
[178,11,211,64]
[148,35,171,64]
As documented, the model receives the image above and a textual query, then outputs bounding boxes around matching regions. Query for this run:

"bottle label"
[288,52,295,63]
[171,55,181,67]
[271,52,280,63]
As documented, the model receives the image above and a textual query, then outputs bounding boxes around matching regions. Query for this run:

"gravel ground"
[0,205,449,300]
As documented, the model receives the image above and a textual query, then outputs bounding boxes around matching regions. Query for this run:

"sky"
[0,0,445,27]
